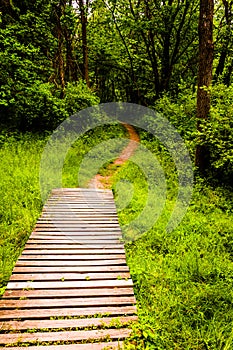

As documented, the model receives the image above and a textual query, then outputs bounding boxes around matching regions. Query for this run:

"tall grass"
[112,133,233,349]
[0,133,45,295]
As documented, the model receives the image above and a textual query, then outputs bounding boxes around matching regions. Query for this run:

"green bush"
[199,84,233,181]
[1,81,100,131]
[152,84,233,182]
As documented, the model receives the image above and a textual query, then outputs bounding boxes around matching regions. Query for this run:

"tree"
[0,0,98,130]
[99,0,199,102]
[195,0,214,173]
[214,0,233,86]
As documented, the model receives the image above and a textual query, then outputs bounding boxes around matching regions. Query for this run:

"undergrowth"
[112,132,233,349]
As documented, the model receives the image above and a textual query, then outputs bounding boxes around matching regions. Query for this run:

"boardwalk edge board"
[0,188,137,349]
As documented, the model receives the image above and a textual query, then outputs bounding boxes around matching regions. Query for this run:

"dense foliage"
[1,0,232,176]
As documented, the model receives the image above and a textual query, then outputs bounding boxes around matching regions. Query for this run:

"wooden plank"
[0,315,138,331]
[42,209,117,213]
[30,231,122,242]
[37,223,120,226]
[6,279,133,290]
[40,212,118,220]
[27,238,122,242]
[41,216,118,219]
[46,200,114,202]
[43,204,116,207]
[35,228,120,232]
[37,221,119,224]
[47,198,114,200]
[43,207,116,210]
[45,202,115,204]
[51,188,112,191]
[34,228,122,232]
[2,287,134,299]
[0,296,136,308]
[18,254,126,260]
[15,259,127,267]
[42,211,117,214]
[0,342,123,350]
[9,272,130,281]
[30,234,122,238]
[27,241,123,245]
[38,219,119,223]
[26,242,124,247]
[25,244,124,249]
[46,201,115,204]
[30,238,123,243]
[0,328,131,345]
[21,249,125,255]
[30,232,122,237]
[13,266,129,273]
[0,305,137,320]
[44,207,116,210]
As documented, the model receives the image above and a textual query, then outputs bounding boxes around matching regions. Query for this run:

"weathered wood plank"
[35,226,120,230]
[46,200,114,203]
[0,315,138,331]
[15,259,127,267]
[30,231,122,239]
[6,279,133,290]
[9,272,130,281]
[29,237,122,245]
[18,254,126,260]
[38,219,119,223]
[42,209,117,213]
[21,249,125,255]
[25,243,124,247]
[36,221,119,228]
[13,266,129,273]
[25,245,124,249]
[41,213,118,216]
[23,247,124,253]
[2,287,134,299]
[2,342,123,350]
[30,232,122,237]
[0,328,131,345]
[0,296,136,308]
[0,305,137,320]
[34,228,122,232]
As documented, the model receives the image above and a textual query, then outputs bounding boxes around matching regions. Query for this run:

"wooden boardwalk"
[0,188,137,349]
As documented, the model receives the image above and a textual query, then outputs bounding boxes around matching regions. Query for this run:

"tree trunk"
[195,0,214,173]
[79,0,90,87]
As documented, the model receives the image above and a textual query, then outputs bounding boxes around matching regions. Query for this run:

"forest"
[0,0,233,349]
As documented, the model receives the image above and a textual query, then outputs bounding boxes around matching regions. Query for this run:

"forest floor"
[88,123,140,189]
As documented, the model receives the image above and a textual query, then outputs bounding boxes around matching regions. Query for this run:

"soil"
[88,123,140,189]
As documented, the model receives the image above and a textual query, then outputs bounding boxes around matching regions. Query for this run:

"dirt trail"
[89,123,140,189]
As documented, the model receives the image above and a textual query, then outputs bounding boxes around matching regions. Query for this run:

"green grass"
[112,133,233,349]
[0,133,46,295]
[0,128,233,349]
